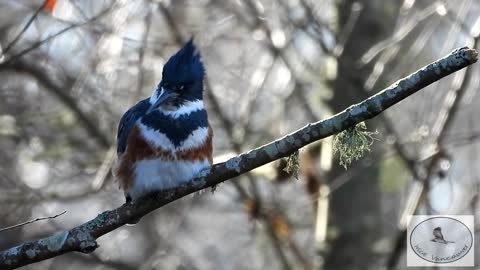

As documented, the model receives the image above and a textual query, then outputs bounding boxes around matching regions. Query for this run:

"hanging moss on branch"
[284,150,300,179]
[333,122,378,169]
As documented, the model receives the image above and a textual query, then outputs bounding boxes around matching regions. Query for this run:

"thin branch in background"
[133,6,153,101]
[239,56,277,130]
[333,1,363,57]
[360,3,439,65]
[263,217,291,270]
[441,1,473,35]
[0,210,67,233]
[439,0,473,53]
[2,0,48,55]
[297,0,336,53]
[444,131,480,148]
[277,0,333,56]
[0,6,113,67]
[4,58,111,147]
[227,0,320,124]
[158,2,184,45]
[90,147,116,190]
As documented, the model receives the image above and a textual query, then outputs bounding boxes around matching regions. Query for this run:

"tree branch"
[1,57,111,148]
[0,6,113,67]
[0,47,477,269]
[2,0,49,55]
[0,210,67,233]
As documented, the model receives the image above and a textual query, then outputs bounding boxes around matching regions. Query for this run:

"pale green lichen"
[83,214,107,231]
[25,249,36,258]
[277,140,287,152]
[333,122,378,169]
[246,150,257,159]
[38,231,68,252]
[73,230,97,253]
[349,104,367,116]
[226,157,242,173]
[2,247,20,265]
[4,247,19,256]
[97,211,117,227]
[284,150,300,179]
[371,97,383,112]
[285,136,295,144]
[96,214,106,223]
[264,143,280,158]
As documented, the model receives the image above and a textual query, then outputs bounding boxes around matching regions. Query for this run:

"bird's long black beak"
[147,88,175,114]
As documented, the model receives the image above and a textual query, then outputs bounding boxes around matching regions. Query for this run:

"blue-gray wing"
[116,98,150,154]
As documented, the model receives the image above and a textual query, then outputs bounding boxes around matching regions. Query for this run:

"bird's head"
[149,39,205,112]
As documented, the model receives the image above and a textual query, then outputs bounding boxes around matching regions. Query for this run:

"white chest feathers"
[126,99,211,200]
[128,158,210,200]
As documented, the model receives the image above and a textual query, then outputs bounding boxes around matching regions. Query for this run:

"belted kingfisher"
[114,39,213,202]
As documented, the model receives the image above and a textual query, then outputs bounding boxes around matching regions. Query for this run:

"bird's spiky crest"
[161,39,205,85]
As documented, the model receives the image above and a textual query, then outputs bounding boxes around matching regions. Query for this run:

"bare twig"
[2,58,111,147]
[334,2,363,57]
[0,210,67,233]
[228,0,321,125]
[158,2,184,45]
[0,6,113,67]
[360,3,439,65]
[0,47,476,270]
[3,0,49,55]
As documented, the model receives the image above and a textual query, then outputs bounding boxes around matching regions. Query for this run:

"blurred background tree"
[0,0,479,269]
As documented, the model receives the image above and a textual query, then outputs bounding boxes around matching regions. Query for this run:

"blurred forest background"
[0,0,479,269]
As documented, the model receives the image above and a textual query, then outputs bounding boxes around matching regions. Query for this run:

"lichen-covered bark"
[0,47,477,270]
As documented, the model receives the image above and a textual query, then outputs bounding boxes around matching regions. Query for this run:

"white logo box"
[407,215,474,267]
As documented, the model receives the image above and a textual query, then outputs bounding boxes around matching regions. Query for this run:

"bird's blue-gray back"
[116,99,150,154]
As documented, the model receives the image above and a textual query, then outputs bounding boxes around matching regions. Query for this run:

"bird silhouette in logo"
[431,227,455,244]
